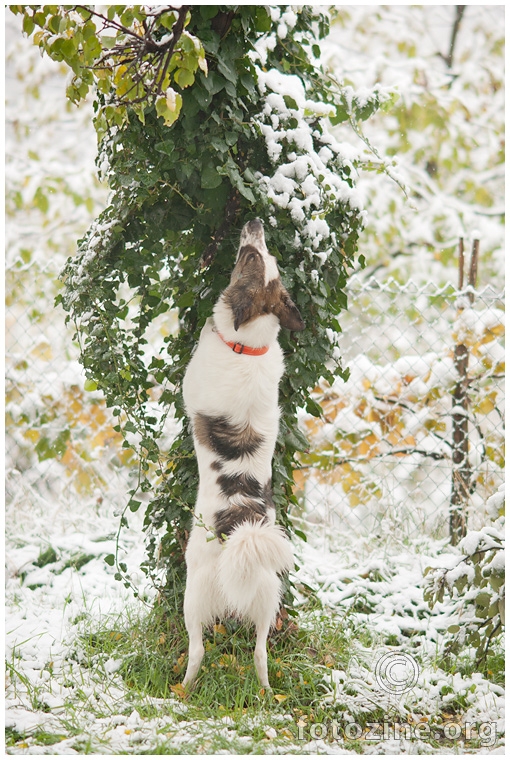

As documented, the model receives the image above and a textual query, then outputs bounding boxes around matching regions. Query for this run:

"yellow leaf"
[304,416,323,437]
[366,407,380,423]
[219,654,237,667]
[322,396,348,422]
[481,323,504,342]
[424,418,447,434]
[474,396,495,415]
[341,467,362,493]
[348,492,361,507]
[24,428,40,443]
[273,693,287,703]
[213,623,227,635]
[357,433,380,458]
[292,469,307,495]
[387,429,401,446]
[170,683,188,699]
[114,65,128,85]
[31,340,53,361]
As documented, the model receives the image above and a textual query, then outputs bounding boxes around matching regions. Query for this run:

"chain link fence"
[293,275,505,546]
[5,267,133,529]
[6,270,505,546]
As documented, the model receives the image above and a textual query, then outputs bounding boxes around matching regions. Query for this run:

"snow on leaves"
[252,67,361,262]
[424,486,505,664]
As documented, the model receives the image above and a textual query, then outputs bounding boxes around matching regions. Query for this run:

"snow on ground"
[5,471,151,744]
[5,492,505,754]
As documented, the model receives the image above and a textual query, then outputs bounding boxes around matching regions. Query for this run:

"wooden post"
[449,239,478,544]
[458,237,464,289]
[468,239,479,303]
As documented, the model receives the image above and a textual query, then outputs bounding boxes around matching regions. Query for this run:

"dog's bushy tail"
[217,521,293,618]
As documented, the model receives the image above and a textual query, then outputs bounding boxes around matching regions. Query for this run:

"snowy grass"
[6,511,505,754]
[6,614,504,754]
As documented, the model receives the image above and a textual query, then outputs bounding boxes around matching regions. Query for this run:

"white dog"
[181,218,305,689]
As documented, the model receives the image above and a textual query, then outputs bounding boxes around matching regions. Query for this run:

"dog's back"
[181,219,304,689]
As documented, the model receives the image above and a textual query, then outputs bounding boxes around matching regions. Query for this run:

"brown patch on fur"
[271,283,305,332]
[193,413,263,461]
[214,479,275,540]
[217,472,274,504]
[214,502,267,541]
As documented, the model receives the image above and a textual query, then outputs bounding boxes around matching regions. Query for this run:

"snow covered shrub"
[15,6,384,599]
[424,483,505,666]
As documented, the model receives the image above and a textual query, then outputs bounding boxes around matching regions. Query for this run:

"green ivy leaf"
[201,163,222,189]
[174,68,195,88]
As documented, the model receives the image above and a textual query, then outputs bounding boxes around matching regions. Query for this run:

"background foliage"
[327,5,504,286]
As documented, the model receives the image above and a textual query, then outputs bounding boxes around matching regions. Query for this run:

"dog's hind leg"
[182,571,206,689]
[253,617,272,689]
[182,614,204,689]
[250,572,283,689]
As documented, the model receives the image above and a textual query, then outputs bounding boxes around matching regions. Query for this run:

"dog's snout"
[239,218,266,256]
[243,218,264,236]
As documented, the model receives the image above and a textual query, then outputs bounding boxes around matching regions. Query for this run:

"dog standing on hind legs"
[181,218,305,690]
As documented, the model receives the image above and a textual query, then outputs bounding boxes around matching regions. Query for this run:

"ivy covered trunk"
[16,5,382,603]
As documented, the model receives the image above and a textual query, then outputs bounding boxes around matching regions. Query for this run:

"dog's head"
[224,219,305,333]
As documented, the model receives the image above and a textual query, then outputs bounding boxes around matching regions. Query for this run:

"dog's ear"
[233,303,255,331]
[227,286,257,331]
[275,290,305,332]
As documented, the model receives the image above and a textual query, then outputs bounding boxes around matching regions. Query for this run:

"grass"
[6,593,504,754]
[431,642,506,697]
[5,728,70,748]
[76,599,362,718]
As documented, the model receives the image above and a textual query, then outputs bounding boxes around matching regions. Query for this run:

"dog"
[181,218,305,689]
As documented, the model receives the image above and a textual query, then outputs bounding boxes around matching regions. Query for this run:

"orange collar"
[214,328,269,356]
